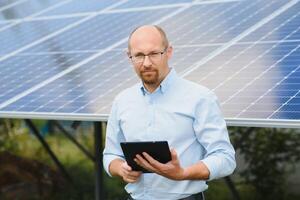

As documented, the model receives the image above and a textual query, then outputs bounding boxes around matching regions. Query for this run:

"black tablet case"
[120,141,171,173]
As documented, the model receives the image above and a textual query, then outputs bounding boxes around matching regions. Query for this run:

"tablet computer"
[120,141,171,173]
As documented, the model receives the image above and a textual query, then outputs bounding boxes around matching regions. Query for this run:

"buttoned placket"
[142,89,161,198]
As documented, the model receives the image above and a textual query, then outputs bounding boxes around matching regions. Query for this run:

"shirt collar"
[139,68,177,95]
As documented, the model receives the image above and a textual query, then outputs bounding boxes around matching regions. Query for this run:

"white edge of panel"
[0,112,108,122]
[0,112,299,128]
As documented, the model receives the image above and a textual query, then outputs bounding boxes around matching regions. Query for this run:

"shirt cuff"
[103,154,124,177]
[201,155,222,181]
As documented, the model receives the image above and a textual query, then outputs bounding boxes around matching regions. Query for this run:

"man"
[103,25,236,200]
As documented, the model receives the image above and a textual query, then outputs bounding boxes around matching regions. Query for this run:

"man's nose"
[143,55,152,67]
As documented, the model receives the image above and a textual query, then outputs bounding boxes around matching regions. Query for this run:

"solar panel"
[25,8,177,53]
[0,17,79,55]
[37,0,122,17]
[0,0,299,128]
[114,0,194,9]
[0,0,63,20]
[0,53,93,100]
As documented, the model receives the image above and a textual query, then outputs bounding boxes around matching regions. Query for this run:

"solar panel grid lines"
[73,74,138,114]
[180,0,298,78]
[0,0,72,33]
[0,2,185,24]
[215,14,300,107]
[113,0,192,9]
[242,1,300,42]
[165,2,240,46]
[0,2,196,112]
[208,41,300,116]
[25,8,179,53]
[186,0,258,45]
[268,81,300,119]
[0,0,241,23]
[0,0,29,12]
[0,0,128,62]
[205,0,278,43]
[30,53,130,113]
[0,0,300,127]
[0,12,92,23]
[0,0,67,20]
[236,52,300,118]
[162,3,239,47]
[0,53,92,102]
[212,43,298,95]
[36,0,122,17]
[0,17,81,56]
[0,37,128,111]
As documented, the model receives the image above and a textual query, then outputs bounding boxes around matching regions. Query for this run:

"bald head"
[127,25,169,53]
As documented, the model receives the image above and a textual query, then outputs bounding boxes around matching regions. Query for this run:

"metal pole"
[94,121,104,200]
[223,127,255,200]
[24,119,73,182]
[224,176,241,200]
[53,120,95,162]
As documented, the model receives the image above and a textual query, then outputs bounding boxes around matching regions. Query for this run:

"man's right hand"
[109,159,142,183]
[120,162,142,183]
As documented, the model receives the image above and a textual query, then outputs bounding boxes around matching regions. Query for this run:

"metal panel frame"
[0,112,299,128]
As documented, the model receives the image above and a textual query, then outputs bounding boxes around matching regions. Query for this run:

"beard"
[140,69,159,85]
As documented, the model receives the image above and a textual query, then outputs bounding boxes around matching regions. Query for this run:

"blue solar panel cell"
[0,0,62,20]
[160,0,287,46]
[242,1,300,42]
[115,0,193,9]
[0,23,9,30]
[39,0,121,16]
[184,39,300,120]
[271,109,300,120]
[25,8,176,53]
[1,50,136,113]
[0,0,17,8]
[0,53,92,104]
[0,17,79,55]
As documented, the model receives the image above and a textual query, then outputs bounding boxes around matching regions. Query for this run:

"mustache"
[141,69,157,73]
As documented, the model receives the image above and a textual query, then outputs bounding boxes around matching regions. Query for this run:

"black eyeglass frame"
[129,47,168,64]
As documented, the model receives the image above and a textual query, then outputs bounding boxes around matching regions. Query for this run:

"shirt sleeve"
[193,92,236,181]
[103,98,126,177]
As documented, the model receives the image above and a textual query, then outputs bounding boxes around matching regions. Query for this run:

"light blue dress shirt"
[103,68,236,200]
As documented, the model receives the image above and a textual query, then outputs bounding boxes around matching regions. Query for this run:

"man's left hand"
[134,149,186,180]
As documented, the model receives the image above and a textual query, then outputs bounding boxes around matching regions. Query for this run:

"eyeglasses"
[129,47,168,64]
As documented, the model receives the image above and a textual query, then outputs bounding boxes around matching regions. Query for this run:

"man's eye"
[134,55,144,58]
[150,52,160,56]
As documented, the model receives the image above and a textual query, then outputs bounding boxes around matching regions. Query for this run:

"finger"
[126,174,141,181]
[123,176,140,183]
[121,162,132,171]
[122,169,141,182]
[127,171,142,178]
[170,149,178,161]
[142,152,165,168]
[135,154,156,172]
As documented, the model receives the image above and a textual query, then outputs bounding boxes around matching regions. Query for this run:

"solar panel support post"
[53,120,96,162]
[224,176,241,200]
[24,119,73,182]
[94,121,104,200]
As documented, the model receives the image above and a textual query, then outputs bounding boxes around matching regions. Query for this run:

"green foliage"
[230,127,300,200]
[0,119,127,200]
